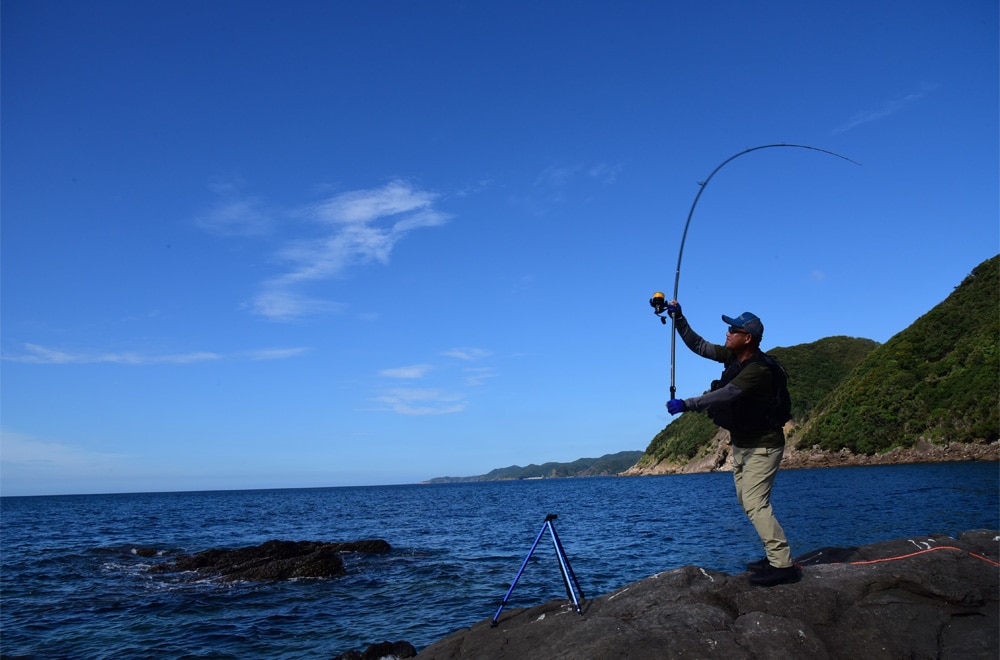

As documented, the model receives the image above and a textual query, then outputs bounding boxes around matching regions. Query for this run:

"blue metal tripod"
[491,514,585,627]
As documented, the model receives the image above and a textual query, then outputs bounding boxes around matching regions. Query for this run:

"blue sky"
[2,1,996,496]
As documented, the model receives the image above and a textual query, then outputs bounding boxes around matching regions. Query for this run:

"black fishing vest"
[707,352,790,433]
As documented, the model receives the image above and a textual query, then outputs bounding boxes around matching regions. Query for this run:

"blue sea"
[2,462,998,658]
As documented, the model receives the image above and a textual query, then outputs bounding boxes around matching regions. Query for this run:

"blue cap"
[722,312,764,340]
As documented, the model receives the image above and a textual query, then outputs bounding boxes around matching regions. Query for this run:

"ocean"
[2,462,997,658]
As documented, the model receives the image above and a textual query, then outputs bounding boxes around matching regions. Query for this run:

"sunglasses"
[728,326,750,335]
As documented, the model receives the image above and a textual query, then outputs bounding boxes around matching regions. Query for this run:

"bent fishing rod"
[650,143,861,400]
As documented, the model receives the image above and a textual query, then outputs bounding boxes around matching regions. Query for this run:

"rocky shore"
[413,529,999,659]
[622,433,999,476]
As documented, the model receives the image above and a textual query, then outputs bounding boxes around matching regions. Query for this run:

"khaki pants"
[732,446,792,568]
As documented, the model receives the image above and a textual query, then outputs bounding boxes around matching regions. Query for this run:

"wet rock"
[333,640,417,659]
[416,530,999,659]
[148,539,391,582]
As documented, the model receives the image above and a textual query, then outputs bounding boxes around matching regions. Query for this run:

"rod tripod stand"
[491,514,585,627]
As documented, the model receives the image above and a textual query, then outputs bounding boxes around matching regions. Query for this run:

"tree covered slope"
[637,255,998,467]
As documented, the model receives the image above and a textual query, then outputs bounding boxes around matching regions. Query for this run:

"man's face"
[725,326,753,350]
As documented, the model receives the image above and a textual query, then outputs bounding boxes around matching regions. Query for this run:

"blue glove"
[667,301,681,318]
[667,399,686,415]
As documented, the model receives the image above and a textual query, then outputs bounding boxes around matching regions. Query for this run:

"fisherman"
[664,301,799,587]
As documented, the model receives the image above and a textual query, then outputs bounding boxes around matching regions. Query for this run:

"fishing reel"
[649,291,670,324]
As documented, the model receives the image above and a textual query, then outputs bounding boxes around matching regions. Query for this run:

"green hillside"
[636,336,879,466]
[801,255,999,453]
[637,255,999,467]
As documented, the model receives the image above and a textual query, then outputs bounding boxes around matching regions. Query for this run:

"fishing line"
[794,544,1000,568]
[842,545,1000,568]
[653,144,861,400]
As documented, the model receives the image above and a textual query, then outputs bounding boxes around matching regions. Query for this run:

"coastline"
[622,432,1000,476]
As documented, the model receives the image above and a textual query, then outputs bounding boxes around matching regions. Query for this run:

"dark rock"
[416,530,999,659]
[148,539,390,582]
[334,640,417,659]
[331,539,393,554]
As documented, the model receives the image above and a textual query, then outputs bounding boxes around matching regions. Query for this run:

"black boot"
[748,564,800,587]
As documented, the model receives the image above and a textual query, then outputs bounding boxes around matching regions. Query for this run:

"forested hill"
[799,254,999,454]
[633,254,999,472]
[634,336,880,467]
[424,451,644,483]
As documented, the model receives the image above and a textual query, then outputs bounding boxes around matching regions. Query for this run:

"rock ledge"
[416,530,999,659]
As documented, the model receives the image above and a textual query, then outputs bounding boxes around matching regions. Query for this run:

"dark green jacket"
[675,314,785,449]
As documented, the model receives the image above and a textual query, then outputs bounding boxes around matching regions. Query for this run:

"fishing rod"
[650,143,861,400]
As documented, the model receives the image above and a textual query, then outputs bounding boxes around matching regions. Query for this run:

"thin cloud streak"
[441,348,491,361]
[380,364,433,379]
[534,161,623,187]
[3,344,307,365]
[463,367,497,386]
[195,197,274,236]
[247,288,345,319]
[834,85,936,134]
[243,347,311,360]
[373,388,466,415]
[374,349,495,413]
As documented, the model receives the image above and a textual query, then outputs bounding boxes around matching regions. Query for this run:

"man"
[665,301,799,587]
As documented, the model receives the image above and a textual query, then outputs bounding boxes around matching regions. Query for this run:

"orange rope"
[840,545,1000,567]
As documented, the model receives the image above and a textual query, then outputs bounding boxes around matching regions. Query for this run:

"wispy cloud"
[833,84,937,134]
[2,343,307,365]
[195,181,274,236]
[517,161,623,214]
[231,180,451,320]
[535,164,581,187]
[245,288,345,320]
[534,161,623,187]
[379,364,433,379]
[242,347,312,361]
[454,178,493,197]
[373,388,467,415]
[462,366,497,386]
[587,162,623,184]
[441,347,491,361]
[374,347,493,414]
